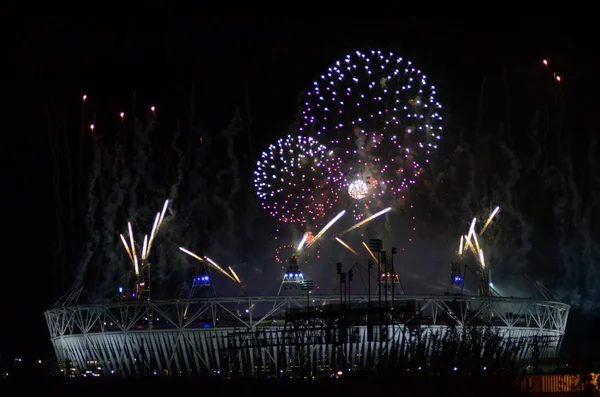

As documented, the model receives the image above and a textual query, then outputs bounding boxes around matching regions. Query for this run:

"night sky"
[4,17,598,363]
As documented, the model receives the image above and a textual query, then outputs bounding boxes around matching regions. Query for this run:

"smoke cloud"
[48,100,265,302]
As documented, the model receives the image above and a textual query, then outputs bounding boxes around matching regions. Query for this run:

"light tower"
[277,255,305,296]
[477,266,491,297]
[449,258,464,294]
[190,270,217,298]
[135,259,151,300]
[378,250,402,303]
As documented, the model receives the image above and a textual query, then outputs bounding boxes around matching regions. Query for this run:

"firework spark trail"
[76,125,102,285]
[335,237,359,256]
[362,242,379,264]
[228,266,246,294]
[185,128,210,258]
[209,116,243,271]
[461,147,477,217]
[77,95,87,243]
[497,142,533,270]
[120,235,134,262]
[223,114,242,202]
[342,207,392,234]
[179,247,204,262]
[565,153,600,309]
[480,206,500,235]
[46,109,67,292]
[147,213,161,253]
[217,114,242,239]
[101,130,127,287]
[205,257,237,282]
[306,210,346,249]
[65,114,75,226]
[587,136,600,264]
[579,207,599,310]
[168,120,185,203]
[185,86,195,172]
[297,233,308,252]
[140,116,158,200]
[552,172,577,302]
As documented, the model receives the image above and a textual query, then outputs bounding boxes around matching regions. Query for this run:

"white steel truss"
[45,294,569,377]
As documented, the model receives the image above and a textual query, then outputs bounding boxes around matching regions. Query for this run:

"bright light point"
[489,282,494,287]
[82,94,87,101]
[89,124,95,131]
[120,112,125,118]
[150,106,156,112]
[348,179,368,200]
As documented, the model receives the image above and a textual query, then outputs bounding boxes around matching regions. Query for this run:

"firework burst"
[254,135,343,225]
[300,49,443,219]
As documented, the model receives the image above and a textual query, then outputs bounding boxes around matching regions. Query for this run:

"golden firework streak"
[205,257,237,282]
[297,233,309,252]
[335,237,359,255]
[306,210,346,249]
[228,266,243,285]
[472,233,481,254]
[142,235,148,260]
[480,206,500,235]
[127,222,139,275]
[147,213,160,253]
[157,200,169,230]
[228,266,247,294]
[120,234,134,263]
[179,247,204,262]
[179,247,237,283]
[342,207,392,234]
[362,241,379,264]
[465,218,477,245]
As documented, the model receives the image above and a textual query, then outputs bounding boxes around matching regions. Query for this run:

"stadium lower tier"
[45,295,569,377]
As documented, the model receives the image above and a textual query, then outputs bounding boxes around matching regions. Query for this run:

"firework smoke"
[48,96,261,301]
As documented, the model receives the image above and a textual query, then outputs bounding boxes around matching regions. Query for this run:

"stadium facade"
[45,294,569,377]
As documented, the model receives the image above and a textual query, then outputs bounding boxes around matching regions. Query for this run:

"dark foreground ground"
[0,373,535,396]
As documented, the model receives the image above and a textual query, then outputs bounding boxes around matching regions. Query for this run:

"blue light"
[192,275,211,287]
[454,275,463,283]
[118,287,123,293]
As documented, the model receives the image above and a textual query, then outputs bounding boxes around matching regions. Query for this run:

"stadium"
[45,252,570,377]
